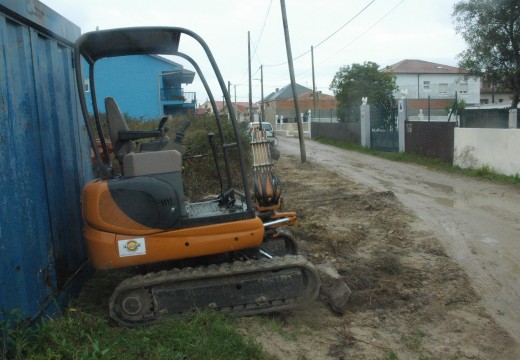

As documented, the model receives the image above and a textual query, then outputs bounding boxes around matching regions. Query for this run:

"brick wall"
[407,99,452,111]
[263,93,338,123]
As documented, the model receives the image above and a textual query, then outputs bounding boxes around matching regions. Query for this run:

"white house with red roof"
[385,59,480,106]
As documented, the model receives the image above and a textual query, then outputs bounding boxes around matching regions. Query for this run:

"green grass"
[314,137,520,185]
[1,309,266,360]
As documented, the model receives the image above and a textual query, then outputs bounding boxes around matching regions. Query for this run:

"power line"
[314,0,376,50]
[296,0,406,78]
[264,0,376,68]
[251,0,273,64]
[236,65,261,87]
[319,0,406,67]
[237,0,274,84]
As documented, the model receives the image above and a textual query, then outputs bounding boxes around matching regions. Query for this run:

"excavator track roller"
[109,255,321,327]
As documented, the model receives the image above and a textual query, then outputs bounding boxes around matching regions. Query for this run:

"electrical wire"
[251,0,273,64]
[296,0,406,78]
[235,0,398,99]
[235,0,273,85]
[314,0,376,51]
[263,0,377,68]
[318,0,406,68]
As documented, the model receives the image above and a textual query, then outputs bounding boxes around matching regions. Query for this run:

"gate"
[370,104,399,151]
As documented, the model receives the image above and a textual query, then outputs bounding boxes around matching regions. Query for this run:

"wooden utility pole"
[248,31,253,122]
[280,0,306,163]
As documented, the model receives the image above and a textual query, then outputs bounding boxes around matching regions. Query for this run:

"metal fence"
[407,108,455,122]
[311,122,361,144]
[160,87,196,103]
[459,108,512,128]
[275,109,338,123]
[312,109,340,123]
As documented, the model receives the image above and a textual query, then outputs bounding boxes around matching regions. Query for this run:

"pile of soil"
[237,156,517,359]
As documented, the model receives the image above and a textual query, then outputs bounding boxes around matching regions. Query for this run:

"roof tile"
[384,59,460,74]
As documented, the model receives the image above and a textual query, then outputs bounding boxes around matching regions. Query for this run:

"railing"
[160,87,196,103]
[459,108,511,128]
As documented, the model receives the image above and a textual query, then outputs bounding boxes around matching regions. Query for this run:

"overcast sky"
[41,0,466,105]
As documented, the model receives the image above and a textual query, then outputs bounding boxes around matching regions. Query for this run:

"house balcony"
[160,87,196,116]
[161,87,196,105]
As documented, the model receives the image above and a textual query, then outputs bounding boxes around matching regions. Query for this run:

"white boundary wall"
[275,122,311,138]
[454,128,520,176]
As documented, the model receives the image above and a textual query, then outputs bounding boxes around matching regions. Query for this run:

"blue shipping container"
[0,0,93,321]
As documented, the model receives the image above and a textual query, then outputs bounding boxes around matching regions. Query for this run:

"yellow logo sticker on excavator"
[126,240,139,251]
[118,238,146,257]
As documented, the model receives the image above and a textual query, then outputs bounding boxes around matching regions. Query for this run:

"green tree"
[330,61,397,123]
[453,0,520,108]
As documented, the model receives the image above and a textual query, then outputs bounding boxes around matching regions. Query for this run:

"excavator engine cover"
[107,173,185,230]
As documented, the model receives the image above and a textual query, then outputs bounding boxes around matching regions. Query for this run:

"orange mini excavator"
[75,27,320,326]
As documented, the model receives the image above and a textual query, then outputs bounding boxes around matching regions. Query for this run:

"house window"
[458,83,468,94]
[83,78,90,92]
[423,81,430,89]
[438,83,448,95]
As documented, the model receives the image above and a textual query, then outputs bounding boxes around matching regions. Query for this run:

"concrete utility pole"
[227,80,231,120]
[234,84,237,119]
[248,31,253,122]
[280,0,306,163]
[311,46,317,119]
[260,65,265,123]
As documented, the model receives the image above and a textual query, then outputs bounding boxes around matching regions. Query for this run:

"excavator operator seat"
[123,150,182,177]
[105,96,135,163]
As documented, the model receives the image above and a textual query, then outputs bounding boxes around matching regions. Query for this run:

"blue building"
[85,55,196,120]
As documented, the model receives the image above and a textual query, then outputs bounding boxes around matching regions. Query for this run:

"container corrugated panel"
[0,0,93,321]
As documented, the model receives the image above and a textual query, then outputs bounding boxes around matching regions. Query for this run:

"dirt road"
[280,136,520,344]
